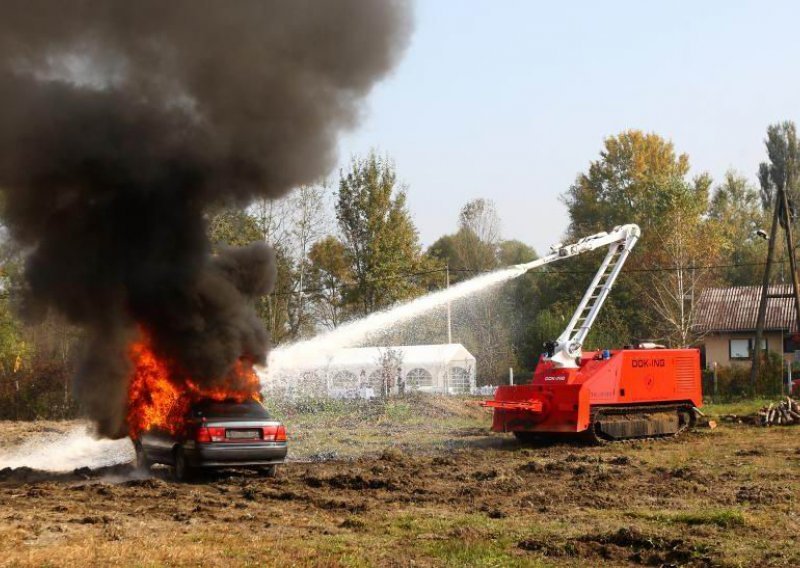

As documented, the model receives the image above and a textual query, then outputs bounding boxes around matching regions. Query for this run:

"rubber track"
[587,403,696,444]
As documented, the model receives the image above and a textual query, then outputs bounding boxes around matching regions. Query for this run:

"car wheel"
[134,441,149,471]
[260,465,278,478]
[173,447,194,481]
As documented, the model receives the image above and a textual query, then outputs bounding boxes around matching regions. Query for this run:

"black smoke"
[0,0,412,437]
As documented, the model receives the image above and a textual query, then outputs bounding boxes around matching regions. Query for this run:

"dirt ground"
[0,398,798,567]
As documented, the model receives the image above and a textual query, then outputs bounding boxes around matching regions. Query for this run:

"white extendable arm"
[512,224,641,369]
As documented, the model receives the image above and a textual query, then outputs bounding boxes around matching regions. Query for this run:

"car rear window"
[191,400,271,419]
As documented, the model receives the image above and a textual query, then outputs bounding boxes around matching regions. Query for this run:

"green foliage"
[759,121,800,215]
[556,130,721,347]
[653,509,746,529]
[706,351,784,400]
[336,152,424,315]
[0,360,79,420]
[307,236,352,329]
[0,299,28,376]
[382,400,413,422]
[259,246,298,344]
[207,207,262,249]
[498,239,536,265]
[563,130,693,234]
[708,171,765,285]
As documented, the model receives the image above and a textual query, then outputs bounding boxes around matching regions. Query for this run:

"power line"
[266,259,781,297]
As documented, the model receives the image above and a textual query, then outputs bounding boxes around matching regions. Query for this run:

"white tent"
[265,343,476,398]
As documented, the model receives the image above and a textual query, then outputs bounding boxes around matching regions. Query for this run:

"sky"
[337,0,800,254]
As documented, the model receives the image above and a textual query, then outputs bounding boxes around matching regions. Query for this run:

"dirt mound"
[519,527,716,566]
[303,472,400,491]
[0,463,137,486]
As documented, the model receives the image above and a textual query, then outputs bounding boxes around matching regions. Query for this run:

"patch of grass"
[669,509,746,528]
[385,512,547,568]
[703,398,772,417]
[633,508,747,529]
[424,539,541,568]
[382,400,413,423]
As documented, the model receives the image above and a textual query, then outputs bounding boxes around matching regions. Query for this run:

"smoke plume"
[0,0,411,437]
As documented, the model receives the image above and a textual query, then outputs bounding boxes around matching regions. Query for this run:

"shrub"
[706,351,786,400]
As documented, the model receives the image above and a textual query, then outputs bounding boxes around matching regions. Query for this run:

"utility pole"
[446,263,452,344]
[751,168,800,391]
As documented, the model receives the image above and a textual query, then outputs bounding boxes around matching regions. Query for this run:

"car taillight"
[196,426,225,443]
[261,425,277,440]
[260,425,286,441]
[196,427,211,443]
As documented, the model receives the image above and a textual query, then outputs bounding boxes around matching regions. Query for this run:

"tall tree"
[752,121,800,389]
[758,122,800,218]
[642,177,720,346]
[708,171,765,285]
[307,236,352,330]
[336,153,423,315]
[563,130,696,236]
[207,207,263,249]
[559,130,712,347]
[452,199,501,276]
[425,200,536,383]
[287,185,331,337]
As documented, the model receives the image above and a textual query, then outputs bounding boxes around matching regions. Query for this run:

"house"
[694,285,800,369]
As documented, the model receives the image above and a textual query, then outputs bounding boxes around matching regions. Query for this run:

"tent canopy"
[267,343,476,396]
[299,343,474,370]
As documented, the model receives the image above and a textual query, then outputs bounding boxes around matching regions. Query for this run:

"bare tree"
[287,184,331,337]
[453,198,501,273]
[643,209,716,347]
[249,183,332,341]
[459,198,501,247]
[375,345,403,398]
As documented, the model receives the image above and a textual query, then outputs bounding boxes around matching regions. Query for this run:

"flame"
[126,331,261,439]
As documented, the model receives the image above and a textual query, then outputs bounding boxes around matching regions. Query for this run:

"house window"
[784,333,800,354]
[729,338,767,360]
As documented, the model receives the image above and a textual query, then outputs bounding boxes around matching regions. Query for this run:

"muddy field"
[0,398,798,567]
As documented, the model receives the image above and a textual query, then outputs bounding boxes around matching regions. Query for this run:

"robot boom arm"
[512,224,641,368]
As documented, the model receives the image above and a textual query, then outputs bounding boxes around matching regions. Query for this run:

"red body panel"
[489,349,703,434]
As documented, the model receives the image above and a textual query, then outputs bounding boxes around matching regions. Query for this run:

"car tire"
[134,441,150,471]
[173,446,194,482]
[260,465,278,478]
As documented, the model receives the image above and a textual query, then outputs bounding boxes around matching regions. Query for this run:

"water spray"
[263,226,637,385]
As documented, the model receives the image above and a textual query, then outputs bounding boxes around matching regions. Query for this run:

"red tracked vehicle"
[483,224,702,442]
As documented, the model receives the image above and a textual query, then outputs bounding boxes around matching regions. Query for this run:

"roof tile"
[695,285,799,332]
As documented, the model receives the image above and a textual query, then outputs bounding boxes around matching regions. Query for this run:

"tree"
[307,236,352,329]
[559,130,713,347]
[452,199,501,275]
[708,171,765,285]
[286,185,331,337]
[336,153,423,315]
[752,121,800,390]
[758,122,800,218]
[207,207,263,250]
[425,201,535,383]
[233,184,333,343]
[563,130,697,236]
[498,239,536,266]
[642,178,719,346]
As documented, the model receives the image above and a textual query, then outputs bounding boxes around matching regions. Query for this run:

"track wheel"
[513,431,539,444]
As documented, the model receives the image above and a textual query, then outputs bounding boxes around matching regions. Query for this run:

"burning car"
[133,399,287,480]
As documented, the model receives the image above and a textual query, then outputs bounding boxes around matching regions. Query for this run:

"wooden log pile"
[758,397,800,426]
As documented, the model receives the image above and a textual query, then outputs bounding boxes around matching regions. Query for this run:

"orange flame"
[126,331,261,439]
